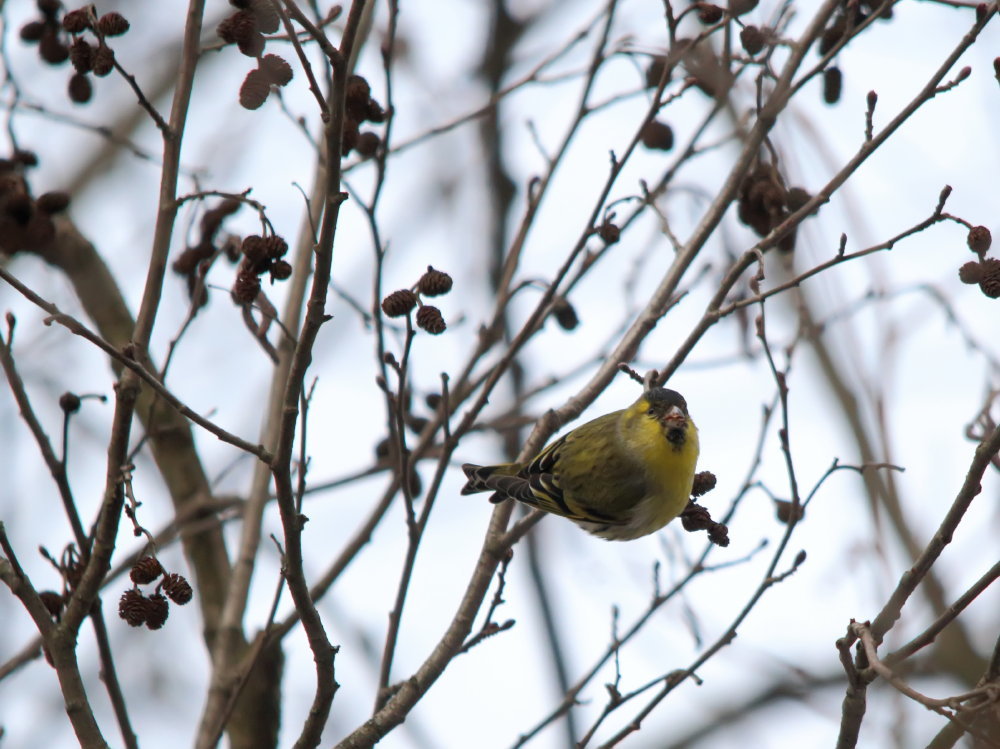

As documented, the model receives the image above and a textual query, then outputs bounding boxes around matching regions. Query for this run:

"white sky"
[1,1,999,747]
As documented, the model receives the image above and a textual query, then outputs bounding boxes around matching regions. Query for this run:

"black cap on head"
[644,387,688,414]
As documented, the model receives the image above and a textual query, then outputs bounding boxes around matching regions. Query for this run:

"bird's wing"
[469,414,638,527]
[476,434,577,519]
[461,435,588,520]
[516,430,627,525]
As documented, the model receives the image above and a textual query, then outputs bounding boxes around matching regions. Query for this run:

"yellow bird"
[461,387,698,540]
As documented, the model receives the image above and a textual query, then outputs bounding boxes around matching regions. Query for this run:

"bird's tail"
[460,463,517,495]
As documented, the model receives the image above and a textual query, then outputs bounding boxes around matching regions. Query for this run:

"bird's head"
[623,386,693,447]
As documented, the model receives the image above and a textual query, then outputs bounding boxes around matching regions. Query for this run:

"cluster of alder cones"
[118,556,192,631]
[958,226,1000,299]
[381,266,454,335]
[19,2,130,105]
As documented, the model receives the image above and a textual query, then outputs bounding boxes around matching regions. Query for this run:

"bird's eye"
[646,407,655,416]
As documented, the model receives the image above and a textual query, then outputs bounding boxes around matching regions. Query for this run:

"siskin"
[461,387,698,540]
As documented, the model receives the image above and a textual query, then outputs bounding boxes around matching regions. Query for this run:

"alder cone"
[416,305,446,334]
[239,69,270,110]
[382,289,417,317]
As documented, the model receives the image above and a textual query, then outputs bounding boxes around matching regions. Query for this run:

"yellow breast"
[591,414,698,540]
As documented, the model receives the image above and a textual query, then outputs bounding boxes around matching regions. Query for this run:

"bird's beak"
[663,405,686,424]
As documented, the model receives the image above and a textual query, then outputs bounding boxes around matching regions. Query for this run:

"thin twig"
[0,265,271,461]
[886,559,1000,665]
